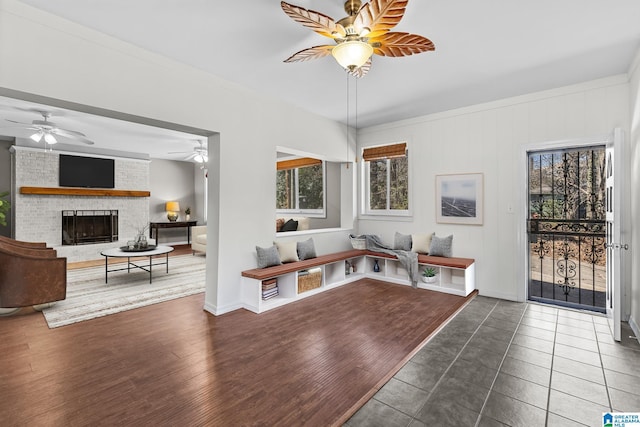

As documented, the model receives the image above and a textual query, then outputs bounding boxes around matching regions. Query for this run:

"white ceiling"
[2,0,640,159]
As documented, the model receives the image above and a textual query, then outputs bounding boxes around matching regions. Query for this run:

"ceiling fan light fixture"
[44,132,58,144]
[30,131,44,143]
[332,40,373,71]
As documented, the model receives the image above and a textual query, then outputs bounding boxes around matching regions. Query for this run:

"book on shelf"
[262,288,279,297]
[262,283,278,291]
[262,278,277,286]
[262,291,279,301]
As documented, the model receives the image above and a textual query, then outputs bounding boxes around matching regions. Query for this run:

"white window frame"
[276,161,326,218]
[361,143,411,218]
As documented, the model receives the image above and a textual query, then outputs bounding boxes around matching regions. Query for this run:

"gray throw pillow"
[297,238,317,260]
[429,234,453,257]
[256,244,282,268]
[394,232,412,251]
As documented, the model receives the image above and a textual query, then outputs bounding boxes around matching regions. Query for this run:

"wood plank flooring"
[0,276,472,426]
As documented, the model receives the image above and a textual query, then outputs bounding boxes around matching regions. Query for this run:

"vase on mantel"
[185,214,190,221]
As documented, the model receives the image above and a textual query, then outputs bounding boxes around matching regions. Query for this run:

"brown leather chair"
[0,240,57,257]
[0,242,67,308]
[0,235,49,249]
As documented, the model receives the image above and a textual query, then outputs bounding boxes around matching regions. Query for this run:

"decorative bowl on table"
[119,245,157,252]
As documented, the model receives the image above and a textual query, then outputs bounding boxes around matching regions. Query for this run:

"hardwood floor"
[0,277,473,426]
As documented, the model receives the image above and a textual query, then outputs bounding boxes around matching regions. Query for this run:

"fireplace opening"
[62,210,118,245]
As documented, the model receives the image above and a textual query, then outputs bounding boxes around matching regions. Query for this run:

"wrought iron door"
[527,146,607,311]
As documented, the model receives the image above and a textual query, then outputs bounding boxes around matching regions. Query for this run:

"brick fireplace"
[11,146,150,262]
[62,210,119,245]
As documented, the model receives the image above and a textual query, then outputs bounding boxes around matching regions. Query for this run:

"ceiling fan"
[281,0,435,77]
[169,140,208,166]
[2,110,94,145]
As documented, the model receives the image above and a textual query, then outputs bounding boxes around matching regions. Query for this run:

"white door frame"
[517,133,616,304]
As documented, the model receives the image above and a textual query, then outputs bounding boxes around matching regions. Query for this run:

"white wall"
[629,50,640,337]
[0,0,355,314]
[149,158,197,244]
[358,76,631,302]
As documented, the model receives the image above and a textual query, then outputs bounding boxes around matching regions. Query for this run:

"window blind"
[362,143,407,161]
[276,157,322,171]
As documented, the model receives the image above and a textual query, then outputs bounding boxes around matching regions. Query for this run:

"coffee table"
[100,245,174,284]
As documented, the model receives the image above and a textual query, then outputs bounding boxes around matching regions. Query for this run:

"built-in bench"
[241,249,364,280]
[241,249,475,313]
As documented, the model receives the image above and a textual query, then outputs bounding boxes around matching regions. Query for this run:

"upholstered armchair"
[0,235,48,249]
[191,226,207,254]
[0,240,67,309]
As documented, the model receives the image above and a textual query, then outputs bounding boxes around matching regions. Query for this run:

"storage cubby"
[349,256,366,275]
[366,257,386,275]
[325,262,345,286]
[387,259,409,281]
[417,262,475,296]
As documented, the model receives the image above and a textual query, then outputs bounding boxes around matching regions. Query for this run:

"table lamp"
[165,201,180,222]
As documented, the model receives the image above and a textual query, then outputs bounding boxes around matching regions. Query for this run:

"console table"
[149,220,197,244]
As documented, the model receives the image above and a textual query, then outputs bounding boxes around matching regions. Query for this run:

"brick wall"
[13,147,150,262]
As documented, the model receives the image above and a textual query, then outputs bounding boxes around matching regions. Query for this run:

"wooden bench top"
[241,249,474,280]
[241,249,364,280]
[371,251,475,269]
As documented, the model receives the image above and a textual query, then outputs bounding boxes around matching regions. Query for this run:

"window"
[363,143,409,215]
[276,157,325,216]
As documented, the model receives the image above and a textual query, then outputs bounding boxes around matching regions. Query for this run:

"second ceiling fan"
[281,0,435,77]
[169,140,208,167]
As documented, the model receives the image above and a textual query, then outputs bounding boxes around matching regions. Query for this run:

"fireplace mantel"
[20,186,150,198]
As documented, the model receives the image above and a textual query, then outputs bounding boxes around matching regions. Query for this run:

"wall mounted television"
[59,154,115,189]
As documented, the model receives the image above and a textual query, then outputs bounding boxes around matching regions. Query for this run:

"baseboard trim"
[203,301,244,316]
[629,316,640,345]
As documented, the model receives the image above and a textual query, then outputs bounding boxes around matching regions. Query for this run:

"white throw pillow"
[411,233,433,254]
[275,241,299,263]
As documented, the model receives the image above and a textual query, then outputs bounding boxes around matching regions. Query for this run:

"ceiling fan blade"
[55,127,88,138]
[354,0,408,38]
[0,125,40,131]
[284,45,335,63]
[5,118,33,125]
[53,128,95,145]
[371,32,435,57]
[281,2,346,39]
[348,58,372,78]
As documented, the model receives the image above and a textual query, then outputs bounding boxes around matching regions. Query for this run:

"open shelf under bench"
[241,249,475,314]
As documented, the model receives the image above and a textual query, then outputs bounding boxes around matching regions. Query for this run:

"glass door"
[527,146,607,312]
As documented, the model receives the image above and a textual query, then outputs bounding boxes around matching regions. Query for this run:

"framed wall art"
[435,173,483,225]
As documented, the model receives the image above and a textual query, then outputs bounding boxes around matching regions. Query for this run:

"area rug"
[43,254,206,328]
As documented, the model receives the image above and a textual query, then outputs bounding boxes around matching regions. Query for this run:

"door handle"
[606,243,629,250]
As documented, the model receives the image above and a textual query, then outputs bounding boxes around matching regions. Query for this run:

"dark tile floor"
[345,296,640,427]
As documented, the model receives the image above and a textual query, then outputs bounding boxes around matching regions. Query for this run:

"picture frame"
[435,173,483,225]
